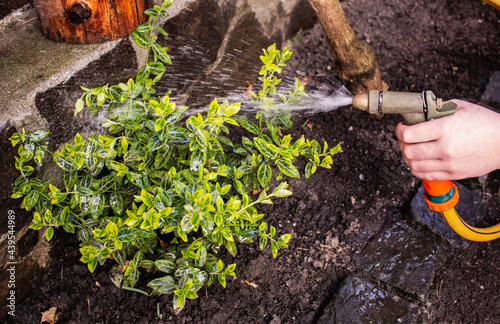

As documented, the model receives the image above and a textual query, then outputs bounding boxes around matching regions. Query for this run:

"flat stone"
[355,220,447,301]
[317,276,418,324]
[480,71,500,108]
[411,183,488,249]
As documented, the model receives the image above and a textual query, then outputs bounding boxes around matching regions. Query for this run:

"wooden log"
[308,0,388,94]
[33,0,151,44]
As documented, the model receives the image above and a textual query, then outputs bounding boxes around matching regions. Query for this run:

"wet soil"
[7,0,500,323]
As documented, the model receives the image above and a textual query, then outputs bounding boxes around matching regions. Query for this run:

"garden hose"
[481,0,500,11]
[353,90,500,242]
[425,179,500,241]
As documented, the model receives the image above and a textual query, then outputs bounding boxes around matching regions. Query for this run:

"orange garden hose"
[423,179,500,241]
[481,0,500,11]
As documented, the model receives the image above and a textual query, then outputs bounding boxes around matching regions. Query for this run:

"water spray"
[352,90,500,242]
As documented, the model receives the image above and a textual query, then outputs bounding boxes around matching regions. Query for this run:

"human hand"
[395,100,500,180]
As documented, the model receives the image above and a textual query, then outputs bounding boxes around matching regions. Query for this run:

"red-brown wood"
[308,0,388,94]
[33,0,152,43]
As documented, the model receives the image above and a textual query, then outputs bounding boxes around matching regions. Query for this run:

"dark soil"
[8,0,500,323]
[0,0,30,20]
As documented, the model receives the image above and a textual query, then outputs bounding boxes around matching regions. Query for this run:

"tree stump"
[308,0,388,94]
[33,0,152,44]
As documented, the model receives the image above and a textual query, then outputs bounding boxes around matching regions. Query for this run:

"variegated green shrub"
[9,0,341,313]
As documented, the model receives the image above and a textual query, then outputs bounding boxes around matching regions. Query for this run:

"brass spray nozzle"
[352,93,369,112]
[352,90,457,125]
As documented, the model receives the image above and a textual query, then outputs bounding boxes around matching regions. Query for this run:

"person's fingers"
[410,170,453,181]
[395,120,445,144]
[408,159,450,173]
[398,140,444,161]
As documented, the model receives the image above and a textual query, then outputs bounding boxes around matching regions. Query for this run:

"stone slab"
[480,71,500,108]
[411,183,488,249]
[317,276,418,324]
[355,220,447,301]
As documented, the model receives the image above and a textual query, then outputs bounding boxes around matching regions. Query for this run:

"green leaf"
[234,180,244,194]
[185,290,198,299]
[173,294,186,314]
[141,189,155,207]
[148,62,166,75]
[100,247,112,258]
[225,240,237,257]
[190,150,206,172]
[305,161,314,179]
[186,115,200,132]
[280,150,293,160]
[74,98,84,116]
[54,155,77,171]
[155,25,169,37]
[207,98,219,117]
[9,133,23,147]
[89,193,105,218]
[45,227,54,241]
[147,276,177,294]
[19,142,35,162]
[214,213,224,226]
[219,184,231,195]
[131,31,149,48]
[257,164,272,187]
[135,22,152,33]
[221,227,233,241]
[51,192,67,204]
[155,118,166,131]
[311,140,321,155]
[155,259,175,273]
[62,223,75,233]
[152,43,171,64]
[271,241,278,258]
[197,245,207,267]
[276,160,300,178]
[105,222,119,241]
[218,273,226,288]
[148,134,162,151]
[322,155,333,166]
[254,137,274,158]
[88,258,98,273]
[225,263,236,276]
[24,190,39,211]
[177,227,188,242]
[272,182,293,198]
[34,146,46,166]
[144,8,159,17]
[74,154,84,168]
[259,236,268,250]
[29,130,50,142]
[216,259,224,272]
[277,233,291,248]
[239,119,260,135]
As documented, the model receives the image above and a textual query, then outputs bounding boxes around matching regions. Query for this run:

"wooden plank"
[33,0,151,43]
